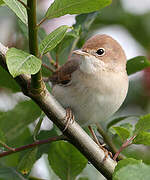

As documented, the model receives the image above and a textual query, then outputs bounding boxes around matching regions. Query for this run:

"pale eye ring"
[96,48,105,56]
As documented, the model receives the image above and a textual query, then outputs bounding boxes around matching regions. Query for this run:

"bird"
[50,34,128,130]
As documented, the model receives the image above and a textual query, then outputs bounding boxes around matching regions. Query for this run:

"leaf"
[18,148,38,175]
[0,100,41,142]
[133,131,150,145]
[48,141,88,180]
[46,0,112,19]
[39,25,69,56]
[107,116,135,129]
[0,165,27,180]
[0,129,6,149]
[0,129,5,143]
[78,178,89,180]
[3,0,27,24]
[38,28,47,44]
[0,65,20,92]
[51,26,81,64]
[37,128,58,159]
[75,12,100,48]
[127,56,150,75]
[17,19,28,39]
[1,128,31,168]
[113,158,150,180]
[134,114,150,134]
[6,48,42,78]
[0,0,4,6]
[111,126,130,141]
[33,112,45,141]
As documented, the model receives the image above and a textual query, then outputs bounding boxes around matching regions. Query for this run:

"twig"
[55,53,59,69]
[96,123,125,160]
[42,63,55,73]
[113,135,136,161]
[17,0,29,9]
[0,140,15,151]
[37,17,47,27]
[0,135,66,158]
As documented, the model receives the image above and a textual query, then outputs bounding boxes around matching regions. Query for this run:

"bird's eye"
[96,48,105,56]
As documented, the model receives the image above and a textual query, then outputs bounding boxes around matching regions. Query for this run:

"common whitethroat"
[50,34,128,128]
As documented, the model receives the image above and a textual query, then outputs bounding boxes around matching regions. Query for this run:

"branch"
[0,43,117,180]
[0,135,65,158]
[27,0,43,93]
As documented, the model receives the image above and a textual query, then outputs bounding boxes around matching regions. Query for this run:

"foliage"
[113,158,150,180]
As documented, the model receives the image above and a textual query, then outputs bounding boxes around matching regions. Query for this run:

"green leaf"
[39,25,69,56]
[3,0,27,24]
[0,100,41,142]
[78,178,89,180]
[0,129,7,149]
[107,116,135,129]
[134,114,150,134]
[6,48,42,78]
[75,12,100,48]
[0,0,5,6]
[33,112,45,141]
[133,131,150,145]
[46,0,112,19]
[37,128,58,159]
[38,28,47,44]
[2,128,32,168]
[111,126,130,141]
[0,165,27,180]
[0,129,5,143]
[51,26,81,64]
[17,18,28,39]
[48,141,88,180]
[18,147,38,175]
[0,65,20,92]
[113,158,150,180]
[127,56,150,75]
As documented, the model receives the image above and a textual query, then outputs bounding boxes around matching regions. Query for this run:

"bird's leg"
[88,125,109,161]
[113,135,136,161]
[63,108,75,132]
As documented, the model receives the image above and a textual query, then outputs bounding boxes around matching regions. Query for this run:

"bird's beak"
[73,49,89,57]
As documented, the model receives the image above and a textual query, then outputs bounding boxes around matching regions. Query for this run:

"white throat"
[79,55,106,74]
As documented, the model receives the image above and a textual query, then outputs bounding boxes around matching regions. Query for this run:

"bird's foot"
[88,126,111,161]
[63,108,75,132]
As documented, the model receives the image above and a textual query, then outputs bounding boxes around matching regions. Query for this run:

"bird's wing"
[50,56,80,85]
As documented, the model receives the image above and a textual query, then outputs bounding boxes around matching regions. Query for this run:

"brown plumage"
[50,56,80,85]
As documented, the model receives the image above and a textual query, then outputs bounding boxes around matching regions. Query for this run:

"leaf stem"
[27,0,44,93]
[0,140,15,151]
[96,123,125,160]
[37,17,47,27]
[0,135,66,158]
[42,63,55,73]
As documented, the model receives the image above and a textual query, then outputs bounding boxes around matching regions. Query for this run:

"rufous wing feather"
[50,56,80,85]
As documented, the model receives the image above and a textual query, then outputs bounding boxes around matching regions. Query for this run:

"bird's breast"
[52,70,128,126]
